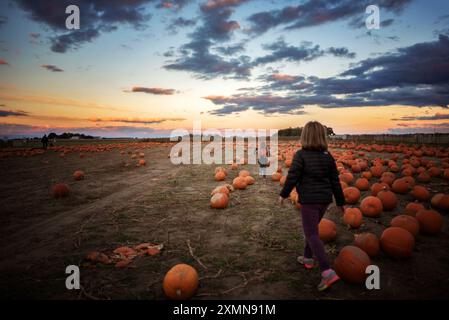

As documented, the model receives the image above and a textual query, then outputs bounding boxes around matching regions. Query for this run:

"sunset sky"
[0,0,449,138]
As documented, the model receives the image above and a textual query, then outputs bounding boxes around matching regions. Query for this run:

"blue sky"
[0,0,448,138]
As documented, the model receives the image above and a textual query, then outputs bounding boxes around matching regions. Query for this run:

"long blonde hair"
[300,121,328,151]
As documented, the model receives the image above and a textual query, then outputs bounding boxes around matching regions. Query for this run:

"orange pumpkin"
[271,172,282,181]
[390,215,420,237]
[360,196,383,217]
[416,210,443,234]
[244,176,255,185]
[344,187,361,204]
[210,192,229,209]
[404,202,425,216]
[73,170,85,181]
[428,167,441,177]
[371,182,390,196]
[239,170,250,177]
[431,193,444,209]
[380,227,414,258]
[377,189,398,211]
[354,233,380,257]
[343,208,363,228]
[339,172,354,184]
[362,171,372,180]
[52,183,70,198]
[138,159,146,166]
[334,246,371,284]
[438,194,449,211]
[214,171,226,181]
[232,177,247,190]
[410,185,430,202]
[370,166,384,178]
[163,264,199,300]
[355,178,370,191]
[391,177,412,194]
[318,218,337,242]
[417,172,431,183]
[211,185,230,196]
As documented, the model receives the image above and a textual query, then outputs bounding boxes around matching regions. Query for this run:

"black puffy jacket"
[280,149,345,206]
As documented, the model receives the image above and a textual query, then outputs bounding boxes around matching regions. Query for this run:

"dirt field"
[0,141,448,300]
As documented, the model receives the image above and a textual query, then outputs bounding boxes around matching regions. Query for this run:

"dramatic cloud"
[14,0,156,53]
[203,94,308,115]
[215,43,245,56]
[168,17,197,33]
[164,0,251,79]
[128,87,176,95]
[252,39,355,66]
[0,109,29,117]
[326,47,356,58]
[41,64,64,72]
[392,113,449,121]
[206,35,449,115]
[247,0,412,35]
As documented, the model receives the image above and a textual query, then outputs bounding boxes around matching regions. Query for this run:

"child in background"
[279,121,345,291]
[256,141,270,178]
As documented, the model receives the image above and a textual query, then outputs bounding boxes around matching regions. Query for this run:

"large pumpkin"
[371,182,390,196]
[239,170,250,177]
[52,183,70,198]
[215,171,226,181]
[232,177,247,190]
[163,264,199,300]
[211,185,230,196]
[380,227,414,258]
[339,172,354,184]
[355,178,370,191]
[377,189,398,211]
[244,176,255,185]
[344,187,361,204]
[430,193,444,209]
[354,233,380,257]
[404,201,425,216]
[343,208,363,228]
[410,185,430,202]
[271,172,282,181]
[360,196,383,217]
[438,195,449,211]
[415,210,443,235]
[318,218,337,242]
[334,246,371,284]
[210,192,229,209]
[391,178,411,194]
[390,215,420,237]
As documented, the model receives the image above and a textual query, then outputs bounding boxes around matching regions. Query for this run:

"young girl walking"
[279,121,345,291]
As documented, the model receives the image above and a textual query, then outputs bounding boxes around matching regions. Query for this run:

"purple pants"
[300,204,330,271]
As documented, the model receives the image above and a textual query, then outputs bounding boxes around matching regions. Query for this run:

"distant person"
[278,121,345,291]
[256,141,270,178]
[41,134,49,150]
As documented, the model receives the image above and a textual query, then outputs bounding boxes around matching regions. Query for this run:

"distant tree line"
[278,127,335,137]
[48,132,95,139]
